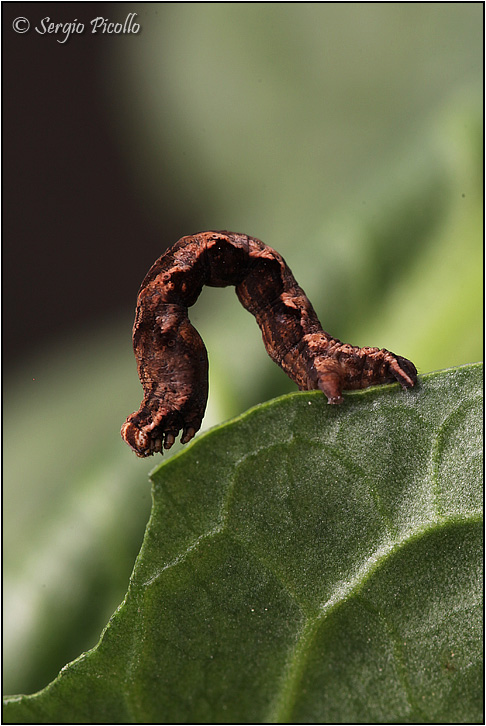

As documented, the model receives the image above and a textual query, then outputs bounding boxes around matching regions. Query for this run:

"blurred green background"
[4,3,482,696]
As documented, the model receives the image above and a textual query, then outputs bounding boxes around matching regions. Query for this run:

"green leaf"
[3,364,483,724]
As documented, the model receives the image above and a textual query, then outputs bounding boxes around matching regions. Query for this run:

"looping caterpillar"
[121,231,417,457]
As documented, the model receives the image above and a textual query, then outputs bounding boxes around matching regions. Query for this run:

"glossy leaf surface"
[4,364,483,723]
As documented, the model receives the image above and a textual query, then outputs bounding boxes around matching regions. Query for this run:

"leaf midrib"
[130,510,479,723]
[264,513,480,723]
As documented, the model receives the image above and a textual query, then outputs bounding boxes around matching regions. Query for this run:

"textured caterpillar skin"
[121,231,417,457]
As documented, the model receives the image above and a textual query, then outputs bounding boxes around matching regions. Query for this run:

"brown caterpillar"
[121,231,417,457]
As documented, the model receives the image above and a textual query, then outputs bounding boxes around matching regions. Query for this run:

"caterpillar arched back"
[121,231,417,457]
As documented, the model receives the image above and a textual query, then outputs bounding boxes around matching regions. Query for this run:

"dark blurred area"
[3,2,196,373]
